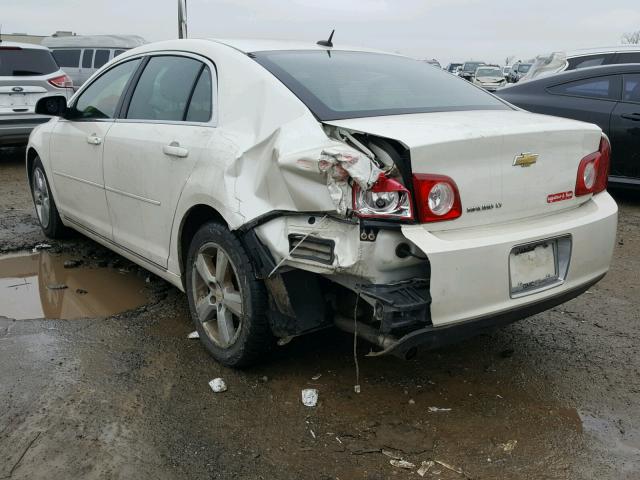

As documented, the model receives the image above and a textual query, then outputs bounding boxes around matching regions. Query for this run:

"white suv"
[27,39,618,367]
[0,42,74,146]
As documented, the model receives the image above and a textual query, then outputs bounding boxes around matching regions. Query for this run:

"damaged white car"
[27,39,618,367]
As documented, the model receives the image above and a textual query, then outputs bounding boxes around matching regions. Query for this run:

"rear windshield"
[253,51,509,121]
[0,47,58,76]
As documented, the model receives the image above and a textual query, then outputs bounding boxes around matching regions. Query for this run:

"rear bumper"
[401,192,618,326]
[0,115,50,146]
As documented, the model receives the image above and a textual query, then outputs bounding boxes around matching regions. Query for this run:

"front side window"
[253,51,509,121]
[548,76,618,100]
[94,50,110,69]
[623,74,640,103]
[73,59,141,119]
[0,48,58,76]
[126,56,203,121]
[617,52,640,64]
[52,49,80,68]
[82,49,94,68]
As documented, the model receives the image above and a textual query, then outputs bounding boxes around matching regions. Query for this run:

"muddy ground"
[1,146,639,480]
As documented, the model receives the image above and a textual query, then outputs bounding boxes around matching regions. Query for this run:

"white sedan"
[27,39,618,367]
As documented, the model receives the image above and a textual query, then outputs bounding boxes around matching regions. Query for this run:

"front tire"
[185,222,273,368]
[30,156,69,239]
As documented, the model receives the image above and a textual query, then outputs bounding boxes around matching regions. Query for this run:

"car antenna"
[317,29,335,48]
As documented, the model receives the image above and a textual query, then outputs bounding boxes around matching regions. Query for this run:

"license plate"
[509,239,559,296]
[0,93,28,107]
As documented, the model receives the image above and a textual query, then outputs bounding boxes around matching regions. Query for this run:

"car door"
[49,58,141,239]
[610,73,640,180]
[102,54,216,268]
[542,75,621,134]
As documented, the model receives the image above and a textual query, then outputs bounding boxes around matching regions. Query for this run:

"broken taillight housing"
[412,174,462,223]
[352,174,413,220]
[575,136,610,196]
[48,74,73,89]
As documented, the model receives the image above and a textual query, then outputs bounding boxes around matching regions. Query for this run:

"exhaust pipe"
[334,315,397,350]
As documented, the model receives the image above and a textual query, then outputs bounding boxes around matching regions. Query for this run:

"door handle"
[163,141,189,158]
[621,113,640,121]
[86,134,102,145]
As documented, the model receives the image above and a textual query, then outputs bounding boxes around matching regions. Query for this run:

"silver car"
[0,41,74,147]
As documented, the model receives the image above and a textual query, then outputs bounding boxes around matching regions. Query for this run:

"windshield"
[253,51,509,121]
[462,62,483,72]
[0,47,58,76]
[517,64,532,73]
[476,67,502,77]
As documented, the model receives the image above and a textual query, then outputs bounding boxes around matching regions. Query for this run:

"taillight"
[575,136,610,196]
[412,174,462,223]
[352,174,413,220]
[48,74,73,89]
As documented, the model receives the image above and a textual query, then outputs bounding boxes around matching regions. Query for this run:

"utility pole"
[178,0,188,39]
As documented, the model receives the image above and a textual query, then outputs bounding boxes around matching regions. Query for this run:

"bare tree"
[505,55,516,66]
[621,30,640,44]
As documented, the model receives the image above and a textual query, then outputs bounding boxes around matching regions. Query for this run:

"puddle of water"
[0,251,149,320]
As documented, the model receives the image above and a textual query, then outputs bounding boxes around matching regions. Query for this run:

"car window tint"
[82,49,94,68]
[52,49,80,68]
[94,50,110,68]
[126,56,202,121]
[548,76,615,100]
[185,66,212,122]
[567,55,608,70]
[0,48,59,76]
[623,74,640,103]
[74,59,141,119]
[114,49,126,57]
[617,52,640,64]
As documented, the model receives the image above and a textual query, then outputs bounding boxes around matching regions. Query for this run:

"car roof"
[566,45,640,57]
[206,38,393,55]
[0,41,50,51]
[42,35,147,49]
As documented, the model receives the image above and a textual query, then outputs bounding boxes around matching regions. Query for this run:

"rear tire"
[185,221,274,368]
[30,156,69,239]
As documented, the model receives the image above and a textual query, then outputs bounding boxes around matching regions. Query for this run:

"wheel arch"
[26,147,40,189]
[178,203,229,285]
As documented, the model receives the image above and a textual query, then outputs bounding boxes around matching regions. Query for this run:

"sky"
[4,0,640,65]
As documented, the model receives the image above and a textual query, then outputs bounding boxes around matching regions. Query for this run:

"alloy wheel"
[33,167,51,228]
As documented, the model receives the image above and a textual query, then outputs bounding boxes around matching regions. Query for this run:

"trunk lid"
[325,110,603,231]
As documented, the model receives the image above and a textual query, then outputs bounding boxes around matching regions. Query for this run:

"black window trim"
[116,51,218,127]
[622,73,640,105]
[545,74,622,102]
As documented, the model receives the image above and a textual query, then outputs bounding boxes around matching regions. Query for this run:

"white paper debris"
[417,460,435,477]
[301,388,318,407]
[32,243,52,253]
[428,406,452,412]
[499,439,518,453]
[390,459,415,469]
[311,373,322,380]
[187,331,199,339]
[208,378,227,393]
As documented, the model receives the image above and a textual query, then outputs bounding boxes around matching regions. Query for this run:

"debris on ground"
[389,459,415,469]
[417,460,435,477]
[498,440,518,453]
[208,378,227,393]
[260,376,268,383]
[311,373,322,380]
[63,259,82,269]
[47,283,68,290]
[408,399,416,405]
[187,331,199,339]
[428,406,452,412]
[381,449,402,460]
[354,384,361,394]
[301,388,318,407]
[434,459,468,477]
[75,288,88,295]
[32,243,51,252]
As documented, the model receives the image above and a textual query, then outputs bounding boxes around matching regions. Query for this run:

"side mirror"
[35,96,68,117]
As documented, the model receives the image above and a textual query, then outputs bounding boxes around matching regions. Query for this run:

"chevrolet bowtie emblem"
[513,153,538,167]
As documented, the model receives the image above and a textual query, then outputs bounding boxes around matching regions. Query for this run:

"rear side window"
[52,49,80,68]
[623,74,640,103]
[567,54,615,70]
[94,50,110,68]
[82,49,94,68]
[548,76,618,100]
[185,67,213,122]
[114,49,126,57]
[0,47,59,76]
[126,56,203,121]
[616,52,640,64]
[73,59,141,119]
